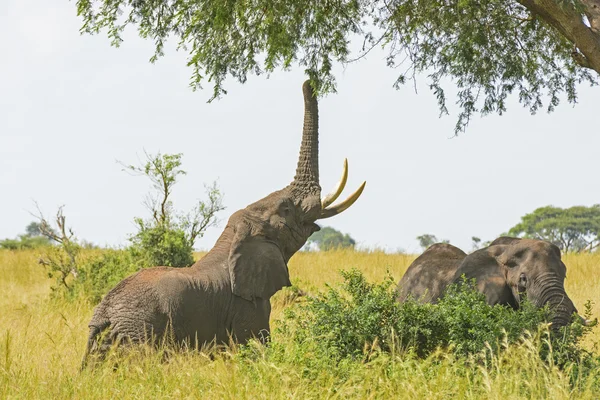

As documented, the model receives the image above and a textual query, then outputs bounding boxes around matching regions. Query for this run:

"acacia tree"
[416,234,449,250]
[75,0,599,132]
[307,226,356,251]
[508,205,600,252]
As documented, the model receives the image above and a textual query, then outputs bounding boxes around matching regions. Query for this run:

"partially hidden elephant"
[82,80,366,366]
[396,237,583,329]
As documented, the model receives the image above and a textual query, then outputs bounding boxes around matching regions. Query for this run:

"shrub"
[128,219,194,268]
[122,152,224,268]
[0,236,52,250]
[75,249,139,303]
[279,269,593,365]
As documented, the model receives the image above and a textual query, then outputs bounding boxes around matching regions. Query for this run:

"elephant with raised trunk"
[397,237,584,329]
[83,81,366,366]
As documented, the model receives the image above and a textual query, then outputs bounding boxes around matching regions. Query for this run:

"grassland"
[1,249,599,399]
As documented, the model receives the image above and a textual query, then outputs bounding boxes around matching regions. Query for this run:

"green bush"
[279,269,594,365]
[0,235,51,250]
[74,249,139,303]
[128,219,195,268]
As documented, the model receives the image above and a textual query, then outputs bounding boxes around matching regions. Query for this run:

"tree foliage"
[0,221,54,250]
[508,205,600,252]
[416,234,449,250]
[280,269,595,364]
[124,152,225,267]
[307,226,356,251]
[74,0,599,132]
[35,207,83,293]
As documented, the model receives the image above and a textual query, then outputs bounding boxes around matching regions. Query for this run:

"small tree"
[416,234,449,251]
[123,152,225,267]
[0,221,54,250]
[25,222,44,237]
[307,226,356,251]
[508,205,600,252]
[471,236,482,251]
[35,207,82,293]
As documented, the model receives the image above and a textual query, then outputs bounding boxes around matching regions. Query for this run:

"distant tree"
[508,205,600,253]
[471,236,482,251]
[307,226,356,251]
[416,234,449,251]
[0,221,53,249]
[25,221,43,237]
[123,152,225,267]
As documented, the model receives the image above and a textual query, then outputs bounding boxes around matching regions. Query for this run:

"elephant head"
[218,80,366,302]
[453,237,577,329]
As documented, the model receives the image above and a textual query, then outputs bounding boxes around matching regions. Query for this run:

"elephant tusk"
[321,158,348,208]
[319,181,366,219]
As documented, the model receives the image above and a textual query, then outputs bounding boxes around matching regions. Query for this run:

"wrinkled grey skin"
[396,237,579,329]
[83,81,361,367]
[396,243,467,304]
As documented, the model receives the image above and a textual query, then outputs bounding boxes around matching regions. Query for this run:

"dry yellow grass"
[0,248,599,399]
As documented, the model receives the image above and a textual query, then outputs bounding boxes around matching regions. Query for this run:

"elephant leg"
[231,298,272,345]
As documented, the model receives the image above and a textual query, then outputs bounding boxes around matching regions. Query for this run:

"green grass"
[1,249,599,399]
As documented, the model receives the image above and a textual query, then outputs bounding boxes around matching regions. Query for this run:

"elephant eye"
[279,204,291,217]
[518,273,527,288]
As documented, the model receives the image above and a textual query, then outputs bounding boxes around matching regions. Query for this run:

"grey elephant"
[82,80,365,366]
[396,237,582,329]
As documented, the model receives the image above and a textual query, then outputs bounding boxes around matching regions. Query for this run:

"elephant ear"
[228,221,291,302]
[452,247,519,309]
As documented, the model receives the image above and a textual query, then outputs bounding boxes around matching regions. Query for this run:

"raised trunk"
[290,81,321,196]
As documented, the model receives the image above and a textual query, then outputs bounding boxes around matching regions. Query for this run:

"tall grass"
[1,249,598,399]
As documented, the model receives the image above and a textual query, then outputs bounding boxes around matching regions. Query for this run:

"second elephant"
[396,237,580,329]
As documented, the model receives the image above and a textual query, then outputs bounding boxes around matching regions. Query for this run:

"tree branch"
[517,0,600,73]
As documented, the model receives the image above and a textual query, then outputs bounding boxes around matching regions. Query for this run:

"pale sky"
[1,1,599,253]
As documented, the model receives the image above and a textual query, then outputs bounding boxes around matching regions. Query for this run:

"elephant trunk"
[533,277,576,329]
[290,81,321,196]
[546,293,576,329]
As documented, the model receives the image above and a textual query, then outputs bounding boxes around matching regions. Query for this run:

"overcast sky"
[1,1,599,253]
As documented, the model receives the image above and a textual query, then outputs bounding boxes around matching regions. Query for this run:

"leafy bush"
[306,226,356,251]
[1,222,53,249]
[279,269,593,365]
[74,249,139,303]
[0,236,52,250]
[123,152,224,268]
[128,219,194,268]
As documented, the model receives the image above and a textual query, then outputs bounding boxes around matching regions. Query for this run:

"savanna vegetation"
[1,248,599,399]
[3,150,600,398]
[306,226,356,251]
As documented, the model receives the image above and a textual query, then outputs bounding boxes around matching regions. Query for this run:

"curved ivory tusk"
[321,158,348,208]
[319,181,366,219]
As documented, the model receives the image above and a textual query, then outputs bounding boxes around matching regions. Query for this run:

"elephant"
[82,80,366,367]
[396,237,582,329]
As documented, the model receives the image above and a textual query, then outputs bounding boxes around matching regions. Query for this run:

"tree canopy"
[307,226,356,251]
[123,151,225,267]
[75,0,599,132]
[416,234,449,250]
[0,221,53,250]
[508,205,600,252]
